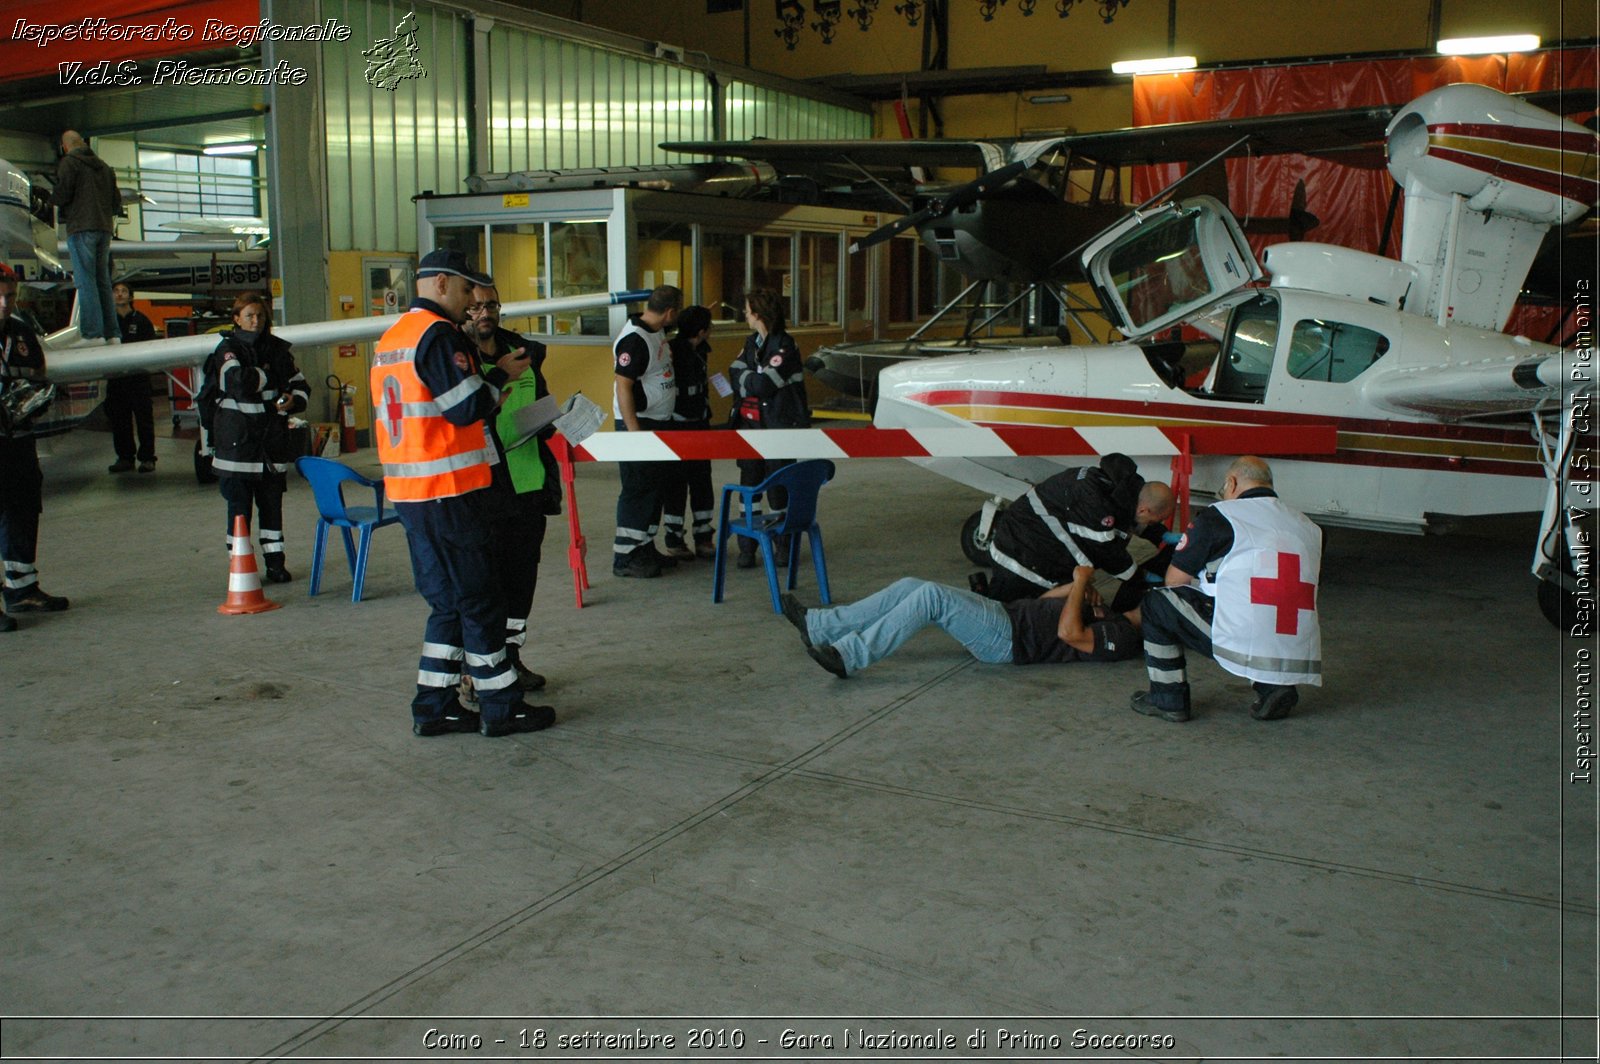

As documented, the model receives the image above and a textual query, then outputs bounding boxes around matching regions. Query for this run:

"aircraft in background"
[0,156,648,434]
[868,83,1597,626]
[663,87,1591,398]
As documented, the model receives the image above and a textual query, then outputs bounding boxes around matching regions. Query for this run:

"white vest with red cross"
[1198,496,1323,687]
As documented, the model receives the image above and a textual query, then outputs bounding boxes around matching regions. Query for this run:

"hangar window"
[637,221,694,303]
[549,221,610,335]
[1286,318,1391,383]
[795,230,841,327]
[136,149,259,240]
[701,230,749,323]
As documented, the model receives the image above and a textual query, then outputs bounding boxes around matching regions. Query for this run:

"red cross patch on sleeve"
[617,352,631,368]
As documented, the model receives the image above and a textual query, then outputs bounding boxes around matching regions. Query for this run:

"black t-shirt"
[1005,597,1142,665]
[1170,487,1279,578]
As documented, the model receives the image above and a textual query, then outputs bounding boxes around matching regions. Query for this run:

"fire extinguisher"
[328,374,360,454]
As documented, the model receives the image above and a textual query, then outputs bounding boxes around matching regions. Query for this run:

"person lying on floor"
[781,565,1141,678]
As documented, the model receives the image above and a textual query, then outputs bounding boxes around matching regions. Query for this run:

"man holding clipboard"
[466,282,563,695]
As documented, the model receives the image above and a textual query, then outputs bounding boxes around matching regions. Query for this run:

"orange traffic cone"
[218,514,283,615]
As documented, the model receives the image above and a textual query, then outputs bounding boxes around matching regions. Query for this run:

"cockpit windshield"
[1083,195,1261,339]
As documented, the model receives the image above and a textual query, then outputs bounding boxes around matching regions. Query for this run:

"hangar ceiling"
[0,50,267,150]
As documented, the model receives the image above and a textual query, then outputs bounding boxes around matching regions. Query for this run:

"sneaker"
[481,703,556,737]
[736,550,758,570]
[6,588,68,613]
[137,460,156,474]
[506,652,547,692]
[414,708,482,736]
[694,537,717,560]
[264,564,293,584]
[662,538,695,561]
[644,543,678,570]
[1130,691,1190,723]
[108,458,134,474]
[1252,687,1298,721]
[612,549,662,579]
[807,644,849,678]
[773,534,791,569]
[0,612,15,633]
[779,592,811,647]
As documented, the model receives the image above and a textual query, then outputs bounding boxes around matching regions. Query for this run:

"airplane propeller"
[848,159,1029,254]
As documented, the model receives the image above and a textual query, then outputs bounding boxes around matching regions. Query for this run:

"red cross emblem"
[380,375,404,443]
[1251,551,1316,635]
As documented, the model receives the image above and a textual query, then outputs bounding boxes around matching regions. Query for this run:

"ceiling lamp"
[202,143,260,156]
[1436,34,1540,55]
[1111,55,1197,75]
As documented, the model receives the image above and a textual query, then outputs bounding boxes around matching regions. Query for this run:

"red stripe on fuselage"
[1430,146,1600,201]
[899,391,1543,476]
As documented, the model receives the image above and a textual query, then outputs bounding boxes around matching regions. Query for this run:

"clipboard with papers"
[504,392,607,450]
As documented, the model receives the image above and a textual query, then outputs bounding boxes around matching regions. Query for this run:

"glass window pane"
[751,233,791,309]
[638,219,694,303]
[1287,318,1390,383]
[549,220,609,335]
[490,223,547,332]
[795,230,839,326]
[701,230,748,322]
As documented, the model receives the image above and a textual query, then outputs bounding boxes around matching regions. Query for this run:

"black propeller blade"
[849,159,1029,254]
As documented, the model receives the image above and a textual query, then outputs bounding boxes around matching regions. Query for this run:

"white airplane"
[871,83,1597,627]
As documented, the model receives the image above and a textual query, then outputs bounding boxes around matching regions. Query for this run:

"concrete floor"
[1,422,1595,1063]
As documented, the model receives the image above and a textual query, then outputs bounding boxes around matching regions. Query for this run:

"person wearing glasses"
[465,282,559,695]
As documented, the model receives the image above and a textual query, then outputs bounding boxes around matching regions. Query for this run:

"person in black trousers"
[105,281,158,474]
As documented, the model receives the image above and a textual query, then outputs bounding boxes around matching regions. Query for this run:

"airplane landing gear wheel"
[960,510,992,566]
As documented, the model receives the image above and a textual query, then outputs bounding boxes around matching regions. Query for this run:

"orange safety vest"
[370,308,497,502]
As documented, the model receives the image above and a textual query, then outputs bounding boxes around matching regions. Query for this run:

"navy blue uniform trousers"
[396,489,521,727]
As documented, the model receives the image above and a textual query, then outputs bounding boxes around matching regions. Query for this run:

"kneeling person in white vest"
[1131,455,1322,724]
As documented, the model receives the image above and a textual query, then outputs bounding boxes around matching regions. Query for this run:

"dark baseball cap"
[417,249,491,287]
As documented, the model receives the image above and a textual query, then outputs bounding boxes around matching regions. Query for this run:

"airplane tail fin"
[1385,84,1598,331]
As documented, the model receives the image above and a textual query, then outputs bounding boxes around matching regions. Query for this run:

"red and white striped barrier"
[554,423,1337,608]
[571,424,1338,463]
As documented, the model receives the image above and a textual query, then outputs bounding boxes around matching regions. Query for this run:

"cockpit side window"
[1211,294,1279,403]
[1286,319,1391,383]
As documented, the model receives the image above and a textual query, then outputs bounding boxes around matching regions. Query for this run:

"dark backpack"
[194,351,222,435]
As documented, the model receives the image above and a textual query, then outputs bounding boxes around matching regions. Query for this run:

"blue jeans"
[805,577,1013,674]
[67,230,116,340]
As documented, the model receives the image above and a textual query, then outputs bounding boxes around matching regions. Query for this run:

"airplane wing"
[42,289,651,384]
[663,89,1598,187]
[1359,346,1583,420]
[657,138,1013,186]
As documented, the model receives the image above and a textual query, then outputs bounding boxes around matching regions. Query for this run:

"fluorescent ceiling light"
[1436,34,1539,55]
[1111,55,1197,75]
[202,143,260,156]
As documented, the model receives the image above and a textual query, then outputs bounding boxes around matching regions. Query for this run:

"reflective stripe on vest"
[370,309,496,502]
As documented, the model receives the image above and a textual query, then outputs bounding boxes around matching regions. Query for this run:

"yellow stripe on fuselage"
[936,404,1225,429]
[1429,133,1600,182]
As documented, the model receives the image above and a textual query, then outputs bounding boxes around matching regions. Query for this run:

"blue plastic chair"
[295,456,402,602]
[713,459,834,612]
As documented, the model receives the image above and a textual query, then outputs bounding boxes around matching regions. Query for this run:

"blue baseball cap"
[417,249,492,287]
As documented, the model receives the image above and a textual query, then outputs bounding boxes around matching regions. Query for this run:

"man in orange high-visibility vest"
[371,249,555,738]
